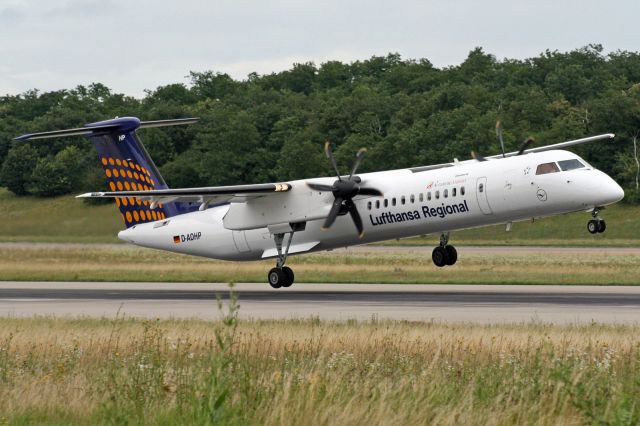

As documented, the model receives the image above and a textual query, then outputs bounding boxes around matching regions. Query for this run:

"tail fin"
[16,117,200,228]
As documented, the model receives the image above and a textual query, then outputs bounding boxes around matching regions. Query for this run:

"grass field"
[1,245,639,285]
[0,188,638,246]
[0,313,638,425]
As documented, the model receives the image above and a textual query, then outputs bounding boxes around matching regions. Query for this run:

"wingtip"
[76,192,104,198]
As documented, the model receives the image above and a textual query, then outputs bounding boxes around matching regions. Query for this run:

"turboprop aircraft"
[16,117,624,288]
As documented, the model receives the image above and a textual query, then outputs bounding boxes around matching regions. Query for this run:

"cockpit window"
[558,159,585,171]
[536,162,560,175]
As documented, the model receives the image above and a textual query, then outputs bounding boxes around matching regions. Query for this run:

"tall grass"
[1,245,639,284]
[0,309,638,424]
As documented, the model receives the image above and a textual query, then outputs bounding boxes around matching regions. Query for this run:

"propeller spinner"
[307,143,383,238]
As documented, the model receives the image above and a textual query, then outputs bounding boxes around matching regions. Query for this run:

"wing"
[486,133,615,159]
[77,182,292,208]
[409,133,615,173]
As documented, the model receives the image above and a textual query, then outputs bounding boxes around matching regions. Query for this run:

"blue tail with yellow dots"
[15,117,200,228]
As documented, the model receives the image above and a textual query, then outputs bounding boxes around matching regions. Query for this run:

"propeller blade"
[471,151,487,162]
[357,187,383,197]
[345,199,364,238]
[306,182,333,192]
[496,121,506,158]
[322,197,343,229]
[348,148,367,180]
[324,142,342,181]
[517,137,535,156]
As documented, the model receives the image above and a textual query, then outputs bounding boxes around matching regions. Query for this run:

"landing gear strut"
[432,232,458,267]
[587,208,607,234]
[267,232,295,288]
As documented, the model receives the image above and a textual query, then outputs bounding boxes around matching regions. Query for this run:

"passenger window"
[384,199,388,207]
[558,159,585,171]
[392,197,396,206]
[367,201,372,210]
[444,189,448,198]
[401,196,406,205]
[536,162,560,175]
[427,192,431,201]
[479,183,484,193]
[419,193,423,202]
[410,194,415,203]
[435,190,440,199]
[461,186,465,196]
[452,187,457,197]
[375,200,380,209]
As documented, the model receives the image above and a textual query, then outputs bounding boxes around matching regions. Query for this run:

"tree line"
[1,44,639,203]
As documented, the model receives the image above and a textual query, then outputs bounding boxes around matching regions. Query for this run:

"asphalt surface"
[1,282,639,324]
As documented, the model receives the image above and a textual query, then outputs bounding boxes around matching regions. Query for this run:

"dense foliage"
[1,45,639,202]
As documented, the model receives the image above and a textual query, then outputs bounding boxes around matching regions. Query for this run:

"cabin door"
[475,177,493,215]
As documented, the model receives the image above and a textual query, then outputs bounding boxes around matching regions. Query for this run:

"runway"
[1,282,640,324]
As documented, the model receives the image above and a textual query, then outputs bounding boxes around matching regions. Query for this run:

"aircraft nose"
[599,174,624,205]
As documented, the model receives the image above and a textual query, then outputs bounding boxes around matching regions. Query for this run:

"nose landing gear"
[587,208,607,234]
[432,233,458,267]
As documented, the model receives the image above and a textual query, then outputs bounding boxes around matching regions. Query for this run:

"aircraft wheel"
[587,220,599,234]
[432,246,449,267]
[281,266,295,287]
[445,245,458,265]
[268,268,285,289]
[597,220,607,233]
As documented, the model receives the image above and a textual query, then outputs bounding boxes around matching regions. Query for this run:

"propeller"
[307,142,383,238]
[471,150,487,162]
[471,121,536,160]
[496,121,506,158]
[517,136,535,156]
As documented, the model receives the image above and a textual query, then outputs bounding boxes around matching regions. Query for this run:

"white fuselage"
[118,150,624,261]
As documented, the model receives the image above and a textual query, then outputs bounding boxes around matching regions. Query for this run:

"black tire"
[445,245,458,265]
[268,268,285,289]
[597,220,606,233]
[432,246,449,267]
[587,220,599,234]
[282,266,295,287]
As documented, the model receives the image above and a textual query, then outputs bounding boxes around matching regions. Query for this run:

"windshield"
[558,159,585,171]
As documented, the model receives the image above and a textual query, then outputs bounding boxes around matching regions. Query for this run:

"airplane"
[16,117,624,288]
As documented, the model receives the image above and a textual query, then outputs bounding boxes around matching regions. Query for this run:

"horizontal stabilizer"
[14,124,119,140]
[14,117,199,141]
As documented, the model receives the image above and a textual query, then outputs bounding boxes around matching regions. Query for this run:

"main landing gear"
[432,232,458,267]
[267,232,295,288]
[587,207,607,234]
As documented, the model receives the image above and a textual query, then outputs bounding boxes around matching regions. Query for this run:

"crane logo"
[536,188,548,202]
